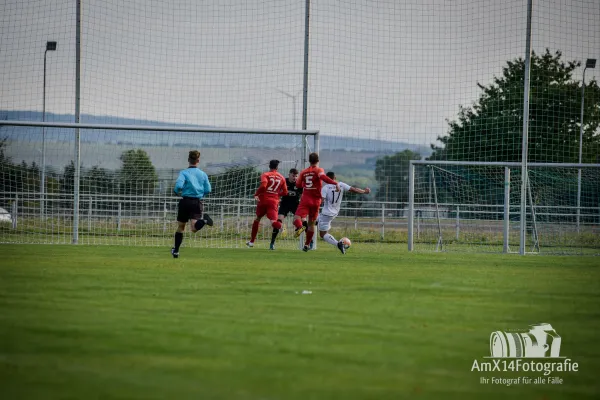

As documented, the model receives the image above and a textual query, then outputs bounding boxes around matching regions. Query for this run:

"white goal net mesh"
[0,127,309,249]
[410,163,600,255]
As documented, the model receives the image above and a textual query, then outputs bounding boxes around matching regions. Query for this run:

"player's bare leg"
[247,217,262,247]
[172,221,187,258]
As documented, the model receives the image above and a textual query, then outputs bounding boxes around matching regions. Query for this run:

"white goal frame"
[408,160,600,255]
[0,120,319,246]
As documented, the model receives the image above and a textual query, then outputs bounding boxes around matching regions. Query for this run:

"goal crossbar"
[409,160,600,169]
[0,120,319,136]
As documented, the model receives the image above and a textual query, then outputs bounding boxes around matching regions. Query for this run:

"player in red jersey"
[293,152,339,251]
[246,160,288,248]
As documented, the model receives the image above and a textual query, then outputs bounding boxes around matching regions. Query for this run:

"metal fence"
[2,192,598,254]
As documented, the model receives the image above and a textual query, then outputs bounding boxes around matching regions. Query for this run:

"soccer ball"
[340,237,351,249]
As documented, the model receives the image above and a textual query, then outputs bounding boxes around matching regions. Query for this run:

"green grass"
[0,244,599,399]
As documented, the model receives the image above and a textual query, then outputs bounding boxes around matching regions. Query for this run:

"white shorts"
[317,214,336,232]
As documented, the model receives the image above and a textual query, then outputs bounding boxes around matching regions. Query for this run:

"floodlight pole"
[276,89,301,130]
[577,58,596,233]
[519,0,533,255]
[73,0,81,244]
[41,41,57,218]
[302,0,311,168]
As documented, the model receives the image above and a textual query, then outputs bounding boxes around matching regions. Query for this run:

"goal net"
[0,125,313,249]
[409,161,600,255]
[2,0,599,255]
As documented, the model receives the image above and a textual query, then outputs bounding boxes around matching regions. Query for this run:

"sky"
[1,0,599,150]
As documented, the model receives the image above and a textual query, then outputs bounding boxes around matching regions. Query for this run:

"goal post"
[0,121,318,248]
[408,160,600,255]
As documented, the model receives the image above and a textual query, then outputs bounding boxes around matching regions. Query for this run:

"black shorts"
[177,197,204,223]
[278,202,298,217]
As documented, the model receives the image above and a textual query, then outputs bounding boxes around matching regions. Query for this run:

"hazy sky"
[1,0,599,148]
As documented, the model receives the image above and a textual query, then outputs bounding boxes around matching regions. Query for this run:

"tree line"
[373,50,600,210]
[0,143,264,201]
[0,146,160,196]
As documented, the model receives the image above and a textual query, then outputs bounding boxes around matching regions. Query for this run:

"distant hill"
[0,110,430,154]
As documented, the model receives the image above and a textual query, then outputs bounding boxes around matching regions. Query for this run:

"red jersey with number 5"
[255,171,288,203]
[297,166,335,203]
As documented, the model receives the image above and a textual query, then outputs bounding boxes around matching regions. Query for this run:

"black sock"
[271,219,283,244]
[194,219,205,231]
[174,232,183,251]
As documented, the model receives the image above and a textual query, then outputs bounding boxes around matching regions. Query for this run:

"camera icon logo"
[490,323,562,358]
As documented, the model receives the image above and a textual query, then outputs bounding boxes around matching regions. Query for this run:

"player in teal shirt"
[171,150,213,258]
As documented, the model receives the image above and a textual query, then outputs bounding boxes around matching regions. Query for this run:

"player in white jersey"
[318,171,370,254]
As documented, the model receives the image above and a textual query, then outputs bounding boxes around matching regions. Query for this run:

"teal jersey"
[174,167,211,198]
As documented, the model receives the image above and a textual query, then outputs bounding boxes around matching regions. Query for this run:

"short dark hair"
[289,168,298,174]
[326,171,335,180]
[308,152,319,164]
[188,150,200,163]
[269,159,280,170]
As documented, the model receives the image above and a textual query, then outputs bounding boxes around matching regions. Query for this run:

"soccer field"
[0,244,599,399]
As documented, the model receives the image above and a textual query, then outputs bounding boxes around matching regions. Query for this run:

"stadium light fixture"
[585,59,596,69]
[41,41,58,218]
[276,89,302,130]
[577,58,596,233]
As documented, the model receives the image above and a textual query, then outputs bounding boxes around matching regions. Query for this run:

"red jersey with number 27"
[255,171,288,202]
[297,166,335,203]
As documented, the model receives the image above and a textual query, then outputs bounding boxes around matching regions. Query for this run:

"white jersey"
[321,182,352,217]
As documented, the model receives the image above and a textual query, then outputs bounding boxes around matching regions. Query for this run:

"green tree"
[118,149,158,196]
[0,138,13,194]
[431,49,600,163]
[56,160,75,209]
[83,166,115,194]
[374,150,421,204]
[81,166,116,210]
[44,166,61,195]
[0,137,8,166]
[60,160,75,195]
[0,138,48,194]
[209,166,262,199]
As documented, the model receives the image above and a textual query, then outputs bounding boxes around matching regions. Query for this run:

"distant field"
[5,140,383,171]
[0,244,599,399]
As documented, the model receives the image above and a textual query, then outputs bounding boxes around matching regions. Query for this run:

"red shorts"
[256,200,278,221]
[295,198,321,221]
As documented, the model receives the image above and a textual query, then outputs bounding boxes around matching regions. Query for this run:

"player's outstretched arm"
[318,171,340,191]
[254,174,268,198]
[349,186,371,195]
[254,183,266,198]
[280,186,288,197]
[319,172,337,185]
